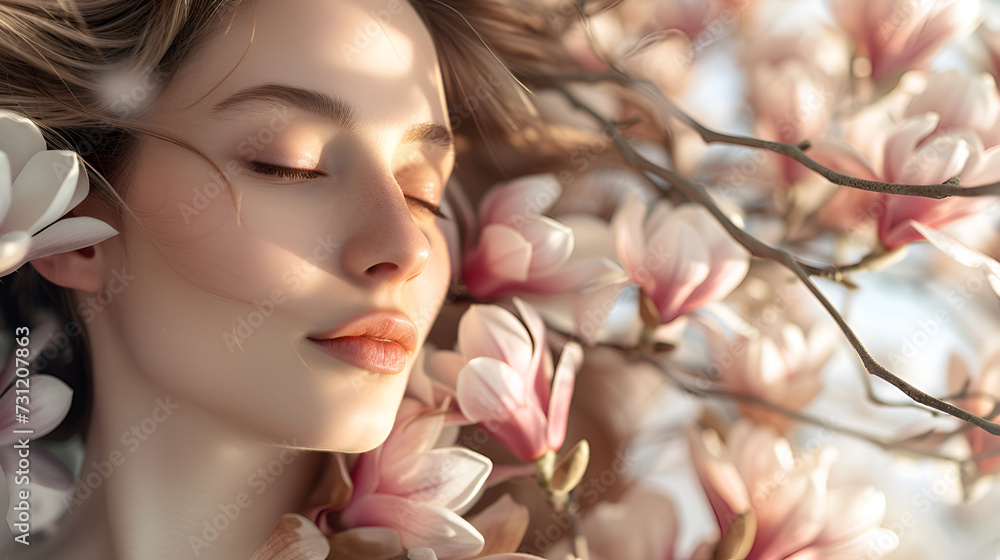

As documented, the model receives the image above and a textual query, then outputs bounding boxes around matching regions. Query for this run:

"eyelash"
[249,161,447,220]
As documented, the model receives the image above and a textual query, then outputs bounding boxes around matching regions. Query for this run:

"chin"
[272,378,406,453]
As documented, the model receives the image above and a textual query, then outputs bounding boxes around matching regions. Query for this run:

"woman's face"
[98,0,453,451]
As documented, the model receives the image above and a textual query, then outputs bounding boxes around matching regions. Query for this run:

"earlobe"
[29,246,107,294]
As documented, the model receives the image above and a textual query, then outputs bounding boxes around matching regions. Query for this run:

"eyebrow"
[211,83,454,150]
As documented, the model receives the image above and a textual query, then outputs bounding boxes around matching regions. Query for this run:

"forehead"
[157,0,447,131]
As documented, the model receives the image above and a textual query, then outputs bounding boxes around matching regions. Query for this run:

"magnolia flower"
[831,0,981,82]
[0,110,118,276]
[613,195,750,324]
[812,92,999,248]
[431,299,584,463]
[318,399,492,560]
[748,60,832,185]
[707,322,834,432]
[903,70,1000,147]
[462,175,621,299]
[688,421,898,560]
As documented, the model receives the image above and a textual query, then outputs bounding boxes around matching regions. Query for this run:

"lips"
[307,311,418,374]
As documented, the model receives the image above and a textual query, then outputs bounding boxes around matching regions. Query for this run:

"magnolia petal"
[647,220,711,322]
[464,224,533,295]
[4,150,84,236]
[511,298,549,403]
[546,342,582,452]
[468,493,530,556]
[457,305,534,375]
[883,113,939,182]
[510,215,575,276]
[379,447,492,512]
[13,216,119,273]
[612,193,649,280]
[0,110,47,180]
[0,375,72,445]
[0,231,30,276]
[478,175,561,226]
[0,152,10,222]
[901,135,971,184]
[456,357,547,462]
[341,494,485,560]
[250,514,330,560]
[913,221,1000,298]
[686,425,751,528]
[380,400,446,473]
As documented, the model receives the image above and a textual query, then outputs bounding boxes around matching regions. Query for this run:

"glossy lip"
[306,311,418,374]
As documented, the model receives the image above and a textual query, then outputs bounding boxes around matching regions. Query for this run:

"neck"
[59,318,322,560]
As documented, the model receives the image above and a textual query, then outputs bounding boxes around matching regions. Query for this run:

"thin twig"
[533,70,1000,199]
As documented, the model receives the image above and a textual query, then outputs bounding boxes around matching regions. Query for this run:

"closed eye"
[251,161,447,220]
[250,161,324,181]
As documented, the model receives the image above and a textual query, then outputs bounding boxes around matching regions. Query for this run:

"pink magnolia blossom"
[688,421,898,560]
[612,195,750,324]
[432,299,583,462]
[903,70,1000,147]
[706,322,834,432]
[317,399,492,560]
[812,72,1000,248]
[831,0,981,82]
[463,175,620,299]
[0,109,118,276]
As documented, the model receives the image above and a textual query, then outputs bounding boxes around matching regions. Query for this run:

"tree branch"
[557,86,1000,437]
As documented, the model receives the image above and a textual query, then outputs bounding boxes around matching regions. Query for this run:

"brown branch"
[557,86,1000,437]
[533,70,1000,200]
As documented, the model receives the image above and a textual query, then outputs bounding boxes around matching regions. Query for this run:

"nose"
[339,173,431,286]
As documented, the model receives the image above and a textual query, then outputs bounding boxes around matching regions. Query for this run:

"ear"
[29,246,106,293]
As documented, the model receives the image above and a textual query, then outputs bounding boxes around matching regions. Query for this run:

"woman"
[0,0,573,557]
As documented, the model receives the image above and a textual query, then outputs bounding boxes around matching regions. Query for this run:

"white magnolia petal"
[16,216,119,266]
[0,375,73,444]
[379,447,492,512]
[0,152,11,222]
[457,305,534,374]
[0,231,31,276]
[5,150,83,235]
[0,110,47,179]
